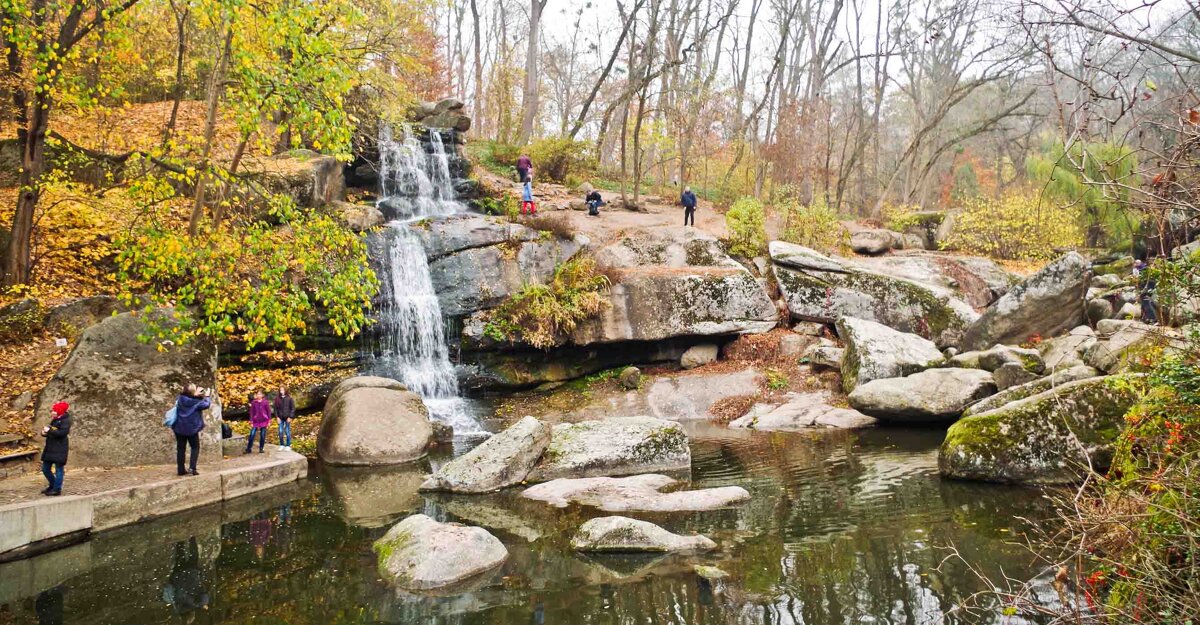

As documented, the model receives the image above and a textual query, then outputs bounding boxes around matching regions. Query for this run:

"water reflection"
[0,427,1054,625]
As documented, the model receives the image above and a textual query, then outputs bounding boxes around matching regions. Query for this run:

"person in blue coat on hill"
[172,384,212,476]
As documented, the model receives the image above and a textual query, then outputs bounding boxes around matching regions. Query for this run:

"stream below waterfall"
[0,424,1056,625]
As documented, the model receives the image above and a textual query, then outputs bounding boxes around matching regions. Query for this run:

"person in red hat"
[40,401,71,496]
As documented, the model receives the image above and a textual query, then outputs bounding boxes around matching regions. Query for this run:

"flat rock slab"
[526,417,691,482]
[522,474,750,513]
[373,514,508,591]
[837,316,944,392]
[571,516,717,553]
[420,416,551,493]
[644,369,762,420]
[729,392,877,430]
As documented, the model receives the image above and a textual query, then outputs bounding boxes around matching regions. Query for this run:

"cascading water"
[365,125,483,435]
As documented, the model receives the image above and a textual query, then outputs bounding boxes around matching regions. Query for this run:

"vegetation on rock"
[482,255,610,349]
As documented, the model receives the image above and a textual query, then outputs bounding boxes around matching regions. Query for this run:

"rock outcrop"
[409,98,472,132]
[250,149,344,208]
[419,416,550,493]
[770,242,976,347]
[959,252,1089,351]
[1084,321,1185,373]
[33,310,221,469]
[852,253,1015,308]
[373,514,507,590]
[947,345,1045,373]
[571,516,717,553]
[848,368,996,422]
[317,376,433,465]
[963,365,1101,417]
[527,417,690,482]
[522,474,750,512]
[1038,326,1097,371]
[939,375,1144,484]
[837,317,944,392]
[730,391,877,429]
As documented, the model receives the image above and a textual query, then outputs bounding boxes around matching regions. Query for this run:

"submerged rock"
[419,416,550,493]
[694,565,731,580]
[571,516,717,553]
[527,417,691,482]
[963,365,1101,417]
[317,376,432,466]
[848,368,996,422]
[939,374,1145,484]
[522,474,749,512]
[373,514,507,590]
[730,391,877,429]
[770,242,976,347]
[837,317,944,392]
[959,252,1089,351]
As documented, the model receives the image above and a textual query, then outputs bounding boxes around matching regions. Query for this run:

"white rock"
[419,416,550,493]
[522,474,750,512]
[527,417,691,482]
[730,391,877,429]
[848,368,996,422]
[373,514,508,590]
[571,516,717,553]
[680,344,719,369]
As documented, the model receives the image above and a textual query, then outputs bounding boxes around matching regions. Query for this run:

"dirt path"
[476,168,731,246]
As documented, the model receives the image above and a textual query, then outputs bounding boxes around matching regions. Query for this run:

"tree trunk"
[470,0,483,121]
[162,0,189,147]
[517,0,547,145]
[189,25,234,238]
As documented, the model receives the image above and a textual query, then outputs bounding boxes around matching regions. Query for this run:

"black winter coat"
[41,413,71,465]
[273,394,295,421]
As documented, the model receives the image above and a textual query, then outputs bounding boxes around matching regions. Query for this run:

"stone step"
[0,434,25,446]
[0,451,36,464]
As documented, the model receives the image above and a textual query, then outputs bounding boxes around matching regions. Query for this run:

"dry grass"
[521,214,577,240]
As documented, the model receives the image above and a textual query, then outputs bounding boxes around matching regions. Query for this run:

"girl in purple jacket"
[245,391,272,454]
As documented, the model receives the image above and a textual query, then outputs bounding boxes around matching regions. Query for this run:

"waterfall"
[366,125,482,435]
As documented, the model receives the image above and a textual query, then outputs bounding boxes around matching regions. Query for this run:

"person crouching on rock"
[40,401,71,496]
[174,384,211,476]
[273,385,294,449]
[245,390,271,454]
[586,189,604,216]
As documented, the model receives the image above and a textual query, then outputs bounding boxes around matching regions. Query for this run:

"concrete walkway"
[0,446,307,561]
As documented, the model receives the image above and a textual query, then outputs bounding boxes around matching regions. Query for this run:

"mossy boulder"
[1083,321,1186,373]
[770,242,976,347]
[960,252,1089,351]
[419,416,550,493]
[837,316,945,392]
[571,516,717,553]
[963,364,1101,417]
[373,514,507,590]
[526,416,690,482]
[939,374,1146,484]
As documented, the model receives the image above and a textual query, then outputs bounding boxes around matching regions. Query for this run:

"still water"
[0,424,1055,625]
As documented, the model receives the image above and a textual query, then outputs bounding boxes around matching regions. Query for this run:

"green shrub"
[476,194,519,219]
[526,136,595,183]
[483,255,611,349]
[726,197,767,258]
[780,196,845,253]
[941,189,1083,260]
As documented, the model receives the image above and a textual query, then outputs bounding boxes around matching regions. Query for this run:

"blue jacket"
[172,394,211,436]
[681,190,697,209]
[522,180,533,202]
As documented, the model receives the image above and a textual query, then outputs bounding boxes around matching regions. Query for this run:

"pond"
[0,423,1058,625]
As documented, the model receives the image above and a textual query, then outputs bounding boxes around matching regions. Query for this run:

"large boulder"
[412,98,473,132]
[729,391,877,429]
[571,516,717,553]
[848,368,996,422]
[853,252,1016,308]
[250,149,344,208]
[373,514,506,590]
[522,474,750,512]
[317,376,433,465]
[419,416,551,493]
[947,345,1044,373]
[33,311,220,469]
[837,317,944,392]
[527,417,690,482]
[43,295,130,335]
[1083,321,1185,373]
[963,364,1101,417]
[770,242,976,347]
[849,229,901,255]
[1038,326,1097,371]
[415,214,542,261]
[939,375,1145,484]
[959,252,1089,351]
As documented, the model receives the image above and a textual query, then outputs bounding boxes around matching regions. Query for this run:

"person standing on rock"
[681,186,698,227]
[516,153,532,183]
[173,384,211,476]
[39,401,71,496]
[1135,258,1159,324]
[521,173,538,216]
[245,390,271,454]
[273,385,295,448]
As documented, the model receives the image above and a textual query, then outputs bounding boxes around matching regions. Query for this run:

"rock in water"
[33,311,220,469]
[571,516,717,553]
[419,416,551,493]
[526,417,690,482]
[730,391,877,429]
[959,252,1089,351]
[848,368,996,422]
[837,317,944,392]
[964,365,1101,417]
[769,242,976,347]
[680,344,719,369]
[939,374,1145,484]
[522,474,750,512]
[317,376,433,466]
[373,514,507,590]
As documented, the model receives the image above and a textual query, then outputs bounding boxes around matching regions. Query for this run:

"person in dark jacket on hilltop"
[40,401,71,496]
[681,186,698,227]
[273,385,295,448]
[173,384,211,476]
[517,153,532,183]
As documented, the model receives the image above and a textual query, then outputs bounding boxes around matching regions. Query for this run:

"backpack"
[162,401,178,428]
